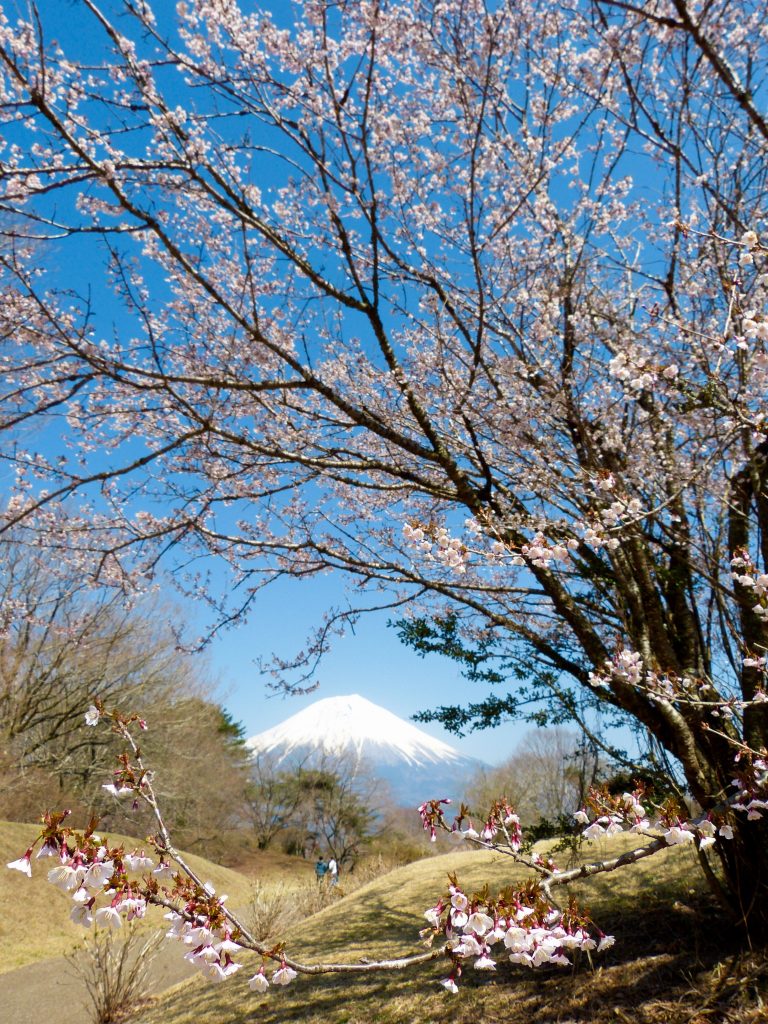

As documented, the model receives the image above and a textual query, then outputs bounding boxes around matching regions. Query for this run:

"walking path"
[0,944,195,1023]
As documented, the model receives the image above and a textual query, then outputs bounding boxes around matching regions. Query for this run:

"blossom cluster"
[423,879,613,991]
[5,708,302,996]
[514,531,571,569]
[5,808,298,993]
[730,753,768,821]
[574,491,644,553]
[161,886,247,983]
[403,518,577,574]
[573,784,733,847]
[731,549,768,627]
[588,646,768,717]
[402,522,467,573]
[403,503,658,578]
[6,811,158,931]
[418,797,614,989]
[608,350,679,393]
[163,902,294,988]
[418,797,523,851]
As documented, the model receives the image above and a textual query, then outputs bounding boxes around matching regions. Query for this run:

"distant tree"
[246,751,382,866]
[0,544,195,812]
[0,545,251,855]
[467,728,601,827]
[294,756,380,867]
[129,700,252,860]
[244,752,307,851]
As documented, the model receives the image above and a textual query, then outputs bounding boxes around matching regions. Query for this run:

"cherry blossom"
[271,965,298,986]
[94,905,123,930]
[12,705,768,995]
[6,853,32,878]
[248,970,270,993]
[84,705,101,727]
[2,0,768,961]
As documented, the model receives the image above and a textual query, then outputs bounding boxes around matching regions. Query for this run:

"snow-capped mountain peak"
[245,694,482,805]
[247,693,463,767]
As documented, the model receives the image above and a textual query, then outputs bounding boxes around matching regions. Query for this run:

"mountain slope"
[245,694,483,805]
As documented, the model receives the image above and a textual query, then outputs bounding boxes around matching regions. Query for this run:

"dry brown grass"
[6,821,766,1022]
[0,820,256,972]
[127,837,768,1024]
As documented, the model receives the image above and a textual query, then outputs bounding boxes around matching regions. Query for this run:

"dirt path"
[0,944,196,1023]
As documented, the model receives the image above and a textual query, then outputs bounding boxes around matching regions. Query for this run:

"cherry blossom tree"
[2,0,768,938]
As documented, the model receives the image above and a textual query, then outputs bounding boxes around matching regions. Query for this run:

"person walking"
[315,857,328,883]
[327,856,338,886]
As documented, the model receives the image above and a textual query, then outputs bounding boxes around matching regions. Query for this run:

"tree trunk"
[718,820,768,942]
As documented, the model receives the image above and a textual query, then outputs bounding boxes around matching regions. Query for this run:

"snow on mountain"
[245,694,483,806]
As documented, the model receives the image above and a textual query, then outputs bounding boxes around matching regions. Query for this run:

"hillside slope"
[129,838,741,1024]
[0,821,254,973]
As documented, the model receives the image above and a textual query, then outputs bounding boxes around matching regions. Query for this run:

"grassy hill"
[127,837,761,1024]
[0,820,256,973]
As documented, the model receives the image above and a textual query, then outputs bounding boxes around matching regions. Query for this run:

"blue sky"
[3,0,529,766]
[199,569,529,766]
[0,0,524,769]
[10,0,642,771]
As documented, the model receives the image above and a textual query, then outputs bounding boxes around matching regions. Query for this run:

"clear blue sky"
[14,0,533,767]
[199,570,528,766]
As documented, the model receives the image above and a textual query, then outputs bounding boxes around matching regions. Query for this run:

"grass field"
[127,836,767,1024]
[5,822,766,1022]
[0,820,258,973]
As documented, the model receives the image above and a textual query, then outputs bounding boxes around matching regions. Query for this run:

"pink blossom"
[102,783,134,798]
[48,864,81,891]
[473,954,496,970]
[199,961,228,983]
[509,951,534,967]
[272,965,298,986]
[70,903,94,927]
[453,934,483,957]
[664,825,695,846]
[152,861,176,882]
[423,906,442,927]
[94,905,123,929]
[249,970,270,992]
[220,961,243,979]
[36,841,60,859]
[124,852,155,871]
[450,891,468,911]
[582,822,605,841]
[6,853,32,877]
[504,927,531,952]
[84,860,115,891]
[465,911,494,936]
[450,909,469,929]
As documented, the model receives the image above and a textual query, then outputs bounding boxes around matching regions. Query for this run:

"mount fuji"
[245,694,484,806]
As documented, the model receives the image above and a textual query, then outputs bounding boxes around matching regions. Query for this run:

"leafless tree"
[468,728,600,826]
